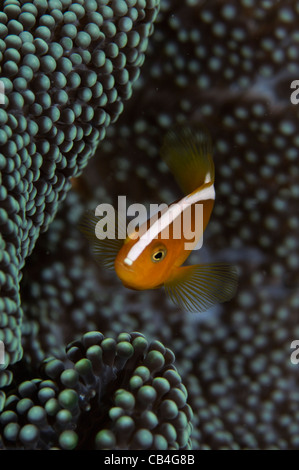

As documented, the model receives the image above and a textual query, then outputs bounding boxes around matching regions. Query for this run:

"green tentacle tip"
[95,430,116,450]
[59,430,79,450]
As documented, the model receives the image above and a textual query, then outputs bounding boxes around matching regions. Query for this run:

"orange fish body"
[114,182,215,291]
[80,124,237,312]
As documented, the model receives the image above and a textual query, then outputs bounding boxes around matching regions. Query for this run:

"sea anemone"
[1,0,299,450]
[0,330,192,450]
[0,0,160,370]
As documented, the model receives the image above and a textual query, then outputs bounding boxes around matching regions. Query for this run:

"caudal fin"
[160,124,214,195]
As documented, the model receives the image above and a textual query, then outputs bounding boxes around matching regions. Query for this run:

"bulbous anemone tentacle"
[0,330,193,450]
[0,0,160,372]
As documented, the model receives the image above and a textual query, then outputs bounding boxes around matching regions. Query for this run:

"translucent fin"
[164,263,238,313]
[160,124,214,195]
[78,210,124,270]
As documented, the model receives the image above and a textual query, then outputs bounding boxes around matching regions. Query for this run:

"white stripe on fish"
[125,183,215,265]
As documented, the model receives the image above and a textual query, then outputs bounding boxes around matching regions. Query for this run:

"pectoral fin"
[79,210,125,270]
[164,263,238,313]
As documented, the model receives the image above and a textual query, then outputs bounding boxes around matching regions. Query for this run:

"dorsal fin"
[79,210,125,270]
[160,124,214,195]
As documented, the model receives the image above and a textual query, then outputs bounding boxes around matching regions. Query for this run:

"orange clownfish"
[80,124,238,312]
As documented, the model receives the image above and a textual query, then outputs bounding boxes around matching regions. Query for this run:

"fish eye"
[151,247,167,263]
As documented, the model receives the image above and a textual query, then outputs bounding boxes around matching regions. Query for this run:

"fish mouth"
[114,258,135,274]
